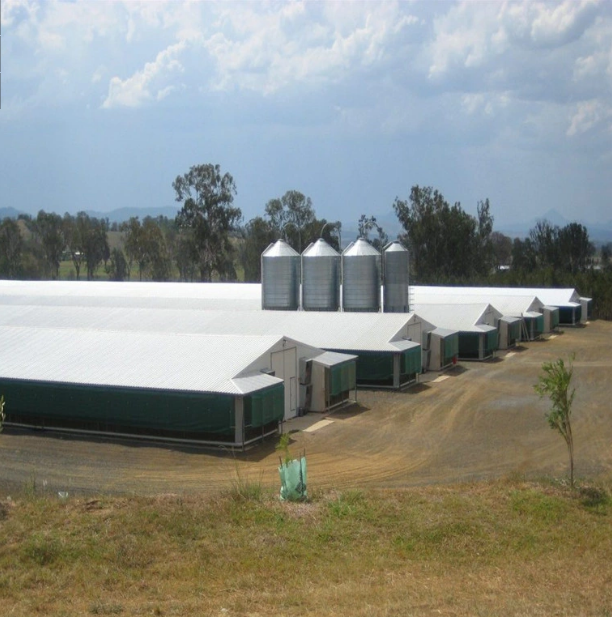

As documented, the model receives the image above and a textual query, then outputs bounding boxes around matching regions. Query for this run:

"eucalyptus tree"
[173,164,241,282]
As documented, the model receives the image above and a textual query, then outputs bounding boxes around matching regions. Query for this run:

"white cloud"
[567,99,612,135]
[102,40,187,108]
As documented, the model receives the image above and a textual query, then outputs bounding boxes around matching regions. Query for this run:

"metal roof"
[383,241,408,254]
[0,326,287,395]
[312,351,358,367]
[302,238,339,257]
[410,285,582,307]
[0,280,262,308]
[342,238,380,256]
[431,327,459,338]
[262,240,299,257]
[411,303,501,332]
[0,304,428,353]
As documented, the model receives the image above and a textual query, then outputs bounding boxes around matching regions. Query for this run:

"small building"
[425,328,460,371]
[412,303,500,361]
[410,287,556,341]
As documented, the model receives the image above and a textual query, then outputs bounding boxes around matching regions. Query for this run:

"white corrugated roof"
[0,304,428,353]
[312,351,358,367]
[410,285,581,307]
[411,303,500,332]
[0,280,262,311]
[0,326,286,395]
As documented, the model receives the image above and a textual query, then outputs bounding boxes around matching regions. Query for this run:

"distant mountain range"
[2,206,611,243]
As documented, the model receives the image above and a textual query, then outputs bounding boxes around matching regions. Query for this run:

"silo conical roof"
[384,241,407,254]
[303,238,340,257]
[342,237,381,257]
[262,239,299,257]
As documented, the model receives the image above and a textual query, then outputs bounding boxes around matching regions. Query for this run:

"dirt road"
[1,320,610,496]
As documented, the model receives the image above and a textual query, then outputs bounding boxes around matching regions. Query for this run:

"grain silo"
[341,238,381,312]
[301,239,341,311]
[261,239,300,311]
[383,241,409,313]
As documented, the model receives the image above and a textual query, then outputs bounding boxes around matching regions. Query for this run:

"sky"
[1,0,611,230]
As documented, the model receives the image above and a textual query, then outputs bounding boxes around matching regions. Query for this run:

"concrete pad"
[303,419,335,433]
[430,375,450,384]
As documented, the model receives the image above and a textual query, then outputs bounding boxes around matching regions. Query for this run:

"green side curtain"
[0,379,235,435]
[484,330,498,354]
[353,352,394,382]
[509,321,521,340]
[244,384,284,428]
[330,361,357,396]
[551,310,560,328]
[443,334,459,363]
[401,346,422,376]
[458,333,480,356]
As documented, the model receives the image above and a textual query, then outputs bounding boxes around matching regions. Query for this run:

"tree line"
[1,163,611,318]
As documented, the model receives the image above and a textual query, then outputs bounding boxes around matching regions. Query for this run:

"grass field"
[1,477,611,616]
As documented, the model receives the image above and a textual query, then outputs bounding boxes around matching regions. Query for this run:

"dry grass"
[1,478,611,616]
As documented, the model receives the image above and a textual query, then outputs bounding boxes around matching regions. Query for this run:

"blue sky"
[1,0,611,230]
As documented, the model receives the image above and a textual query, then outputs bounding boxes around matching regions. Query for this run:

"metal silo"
[261,240,300,310]
[383,241,409,313]
[302,239,340,311]
[341,238,381,312]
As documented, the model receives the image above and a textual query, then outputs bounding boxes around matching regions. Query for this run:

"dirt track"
[1,321,611,496]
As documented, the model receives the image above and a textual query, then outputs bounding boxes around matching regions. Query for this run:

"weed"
[90,601,124,615]
[22,533,61,566]
[578,485,611,511]
[228,467,264,502]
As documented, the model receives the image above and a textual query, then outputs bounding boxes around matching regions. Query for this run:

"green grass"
[0,479,611,615]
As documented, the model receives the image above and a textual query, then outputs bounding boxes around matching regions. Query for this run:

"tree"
[357,215,389,252]
[122,217,171,281]
[31,210,66,279]
[475,199,495,276]
[0,218,24,278]
[265,190,315,253]
[173,164,241,281]
[63,213,86,280]
[511,237,537,272]
[601,243,612,271]
[73,213,109,280]
[558,222,594,274]
[534,356,576,488]
[490,231,513,270]
[240,216,277,282]
[106,248,129,282]
[393,185,489,282]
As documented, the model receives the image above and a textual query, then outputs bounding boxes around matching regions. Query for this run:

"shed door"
[271,347,298,421]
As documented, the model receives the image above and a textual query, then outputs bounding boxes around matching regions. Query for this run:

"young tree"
[173,164,241,281]
[534,356,577,488]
